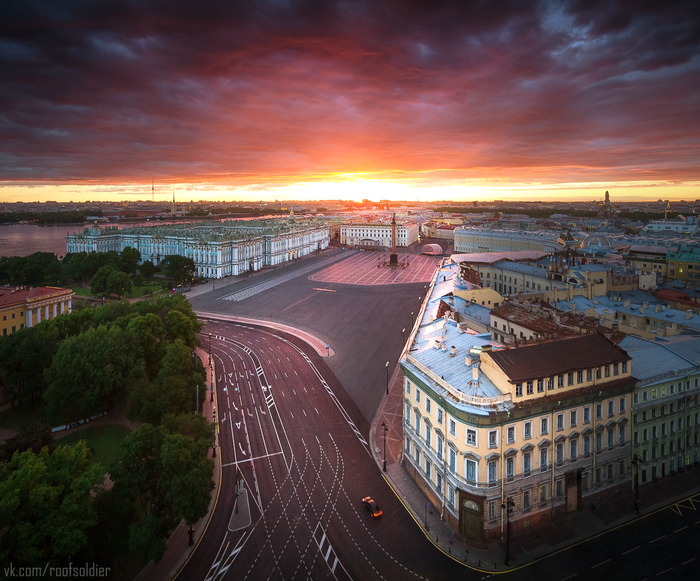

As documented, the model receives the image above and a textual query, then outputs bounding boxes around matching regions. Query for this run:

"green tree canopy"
[159,255,195,283]
[106,270,133,298]
[0,322,60,410]
[90,265,117,295]
[43,325,146,425]
[0,442,104,565]
[118,246,142,275]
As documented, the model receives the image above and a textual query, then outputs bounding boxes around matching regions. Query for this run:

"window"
[596,403,603,420]
[556,443,564,465]
[524,421,532,439]
[537,379,544,393]
[406,381,411,395]
[507,426,516,444]
[540,448,549,471]
[568,373,574,386]
[488,461,497,483]
[596,431,603,451]
[516,383,523,397]
[662,422,667,436]
[425,459,431,480]
[584,435,591,455]
[556,480,564,497]
[619,425,626,444]
[556,413,564,431]
[607,464,614,481]
[466,459,477,482]
[622,361,628,373]
[643,391,648,401]
[436,434,444,460]
[643,428,649,442]
[449,447,456,472]
[523,452,531,474]
[437,409,443,425]
[613,363,619,376]
[414,411,421,435]
[506,457,515,479]
[596,367,602,380]
[425,398,431,414]
[488,430,498,448]
[607,428,614,448]
[577,371,583,384]
[466,429,477,446]
[449,418,456,437]
[570,410,578,427]
[608,401,614,417]
[527,381,534,395]
[558,375,564,388]
[541,417,549,435]
[415,389,421,403]
[448,486,455,509]
[523,489,531,509]
[619,397,626,414]
[539,484,548,503]
[570,439,578,461]
[587,369,593,382]
[583,407,591,424]
[548,377,554,390]
[488,500,498,519]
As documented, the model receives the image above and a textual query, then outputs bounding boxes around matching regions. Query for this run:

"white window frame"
[466,428,477,446]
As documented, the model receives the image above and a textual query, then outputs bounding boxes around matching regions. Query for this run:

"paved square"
[310,252,441,285]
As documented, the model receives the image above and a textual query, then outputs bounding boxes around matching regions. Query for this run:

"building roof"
[488,334,630,383]
[0,286,73,308]
[450,250,550,265]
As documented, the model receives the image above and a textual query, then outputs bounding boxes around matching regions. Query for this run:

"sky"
[1,0,699,204]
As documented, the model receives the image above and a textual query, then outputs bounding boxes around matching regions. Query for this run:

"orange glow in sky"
[1,2,698,203]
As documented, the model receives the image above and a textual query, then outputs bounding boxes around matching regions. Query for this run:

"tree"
[159,255,195,283]
[0,322,60,410]
[91,265,117,295]
[111,422,214,564]
[0,424,55,464]
[118,246,141,276]
[106,270,133,298]
[0,442,104,565]
[43,325,145,425]
[139,260,157,278]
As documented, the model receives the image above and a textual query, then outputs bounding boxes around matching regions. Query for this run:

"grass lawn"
[0,405,45,431]
[70,281,168,300]
[57,424,132,470]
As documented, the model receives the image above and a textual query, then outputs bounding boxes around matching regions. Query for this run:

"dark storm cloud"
[0,0,698,185]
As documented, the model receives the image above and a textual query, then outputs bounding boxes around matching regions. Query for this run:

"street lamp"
[210,364,214,402]
[208,333,212,367]
[381,422,388,472]
[402,328,406,345]
[632,453,640,513]
[411,311,414,327]
[501,496,515,566]
[385,361,389,395]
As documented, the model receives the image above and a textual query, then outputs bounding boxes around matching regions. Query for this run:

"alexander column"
[389,213,399,266]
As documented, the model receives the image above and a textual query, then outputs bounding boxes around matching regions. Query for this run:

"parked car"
[362,497,382,518]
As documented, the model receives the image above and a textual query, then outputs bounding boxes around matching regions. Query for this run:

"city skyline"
[1,1,699,203]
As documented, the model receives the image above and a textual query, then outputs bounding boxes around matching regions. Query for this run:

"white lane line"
[221,451,284,467]
[560,575,577,581]
[622,546,640,555]
[681,558,696,566]
[591,559,611,569]
[656,568,673,576]
[674,526,688,533]
[649,535,666,543]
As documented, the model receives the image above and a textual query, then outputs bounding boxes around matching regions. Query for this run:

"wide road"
[178,321,469,581]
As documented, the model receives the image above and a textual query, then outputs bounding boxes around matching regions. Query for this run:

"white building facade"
[67,219,330,279]
[455,227,564,254]
[340,222,419,248]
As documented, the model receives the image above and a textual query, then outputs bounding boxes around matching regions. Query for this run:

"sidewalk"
[134,346,221,581]
[370,366,700,572]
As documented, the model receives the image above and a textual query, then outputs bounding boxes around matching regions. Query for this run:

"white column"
[68,299,72,314]
[45,305,50,320]
[36,308,41,324]
[26,309,33,328]
[53,303,57,318]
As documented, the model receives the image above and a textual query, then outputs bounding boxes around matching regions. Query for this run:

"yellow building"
[0,286,74,336]
[400,266,635,542]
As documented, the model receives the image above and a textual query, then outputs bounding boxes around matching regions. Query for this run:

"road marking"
[560,575,577,581]
[591,559,611,569]
[290,411,294,419]
[222,451,284,466]
[681,558,695,566]
[650,535,666,543]
[674,526,688,533]
[315,407,319,415]
[622,546,640,555]
[238,443,247,456]
[302,409,307,416]
[656,568,673,576]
